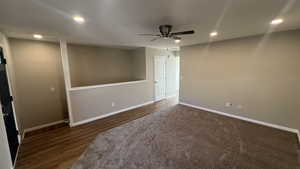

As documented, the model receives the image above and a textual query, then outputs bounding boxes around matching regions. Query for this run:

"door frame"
[0,44,20,141]
[0,105,14,169]
[0,42,21,167]
[154,55,167,102]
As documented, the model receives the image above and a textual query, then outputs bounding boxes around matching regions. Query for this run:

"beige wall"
[70,48,179,123]
[70,47,151,123]
[131,48,146,80]
[180,29,300,132]
[68,44,146,87]
[69,47,177,124]
[9,38,68,129]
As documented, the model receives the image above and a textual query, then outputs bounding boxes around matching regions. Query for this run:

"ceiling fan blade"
[138,34,160,37]
[151,37,160,42]
[171,30,195,36]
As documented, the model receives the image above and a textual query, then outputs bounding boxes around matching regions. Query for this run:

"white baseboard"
[21,130,26,140]
[71,101,154,127]
[179,102,300,142]
[23,120,67,135]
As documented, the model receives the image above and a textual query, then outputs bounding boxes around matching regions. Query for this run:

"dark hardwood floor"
[16,97,178,169]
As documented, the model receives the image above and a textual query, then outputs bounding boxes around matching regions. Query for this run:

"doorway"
[154,53,180,102]
[0,47,19,164]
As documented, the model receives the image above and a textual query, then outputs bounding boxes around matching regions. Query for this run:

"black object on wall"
[0,47,19,164]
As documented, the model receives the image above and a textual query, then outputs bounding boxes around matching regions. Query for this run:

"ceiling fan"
[139,25,195,43]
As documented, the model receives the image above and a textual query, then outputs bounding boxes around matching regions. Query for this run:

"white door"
[154,56,166,101]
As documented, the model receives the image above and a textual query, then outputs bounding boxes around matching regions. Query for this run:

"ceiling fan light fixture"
[139,25,194,42]
[174,39,181,43]
[174,37,181,43]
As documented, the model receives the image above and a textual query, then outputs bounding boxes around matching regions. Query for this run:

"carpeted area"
[72,104,300,169]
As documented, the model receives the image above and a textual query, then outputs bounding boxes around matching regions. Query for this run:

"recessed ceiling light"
[73,16,85,24]
[33,34,43,39]
[210,31,218,37]
[271,18,283,25]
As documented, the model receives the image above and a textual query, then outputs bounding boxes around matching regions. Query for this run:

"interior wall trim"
[69,80,147,91]
[0,35,21,142]
[179,102,300,143]
[22,120,67,138]
[71,100,154,127]
[60,40,74,125]
[12,143,20,169]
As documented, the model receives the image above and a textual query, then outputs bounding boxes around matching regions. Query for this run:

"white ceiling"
[0,0,300,48]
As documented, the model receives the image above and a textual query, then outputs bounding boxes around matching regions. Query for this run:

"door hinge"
[16,130,19,135]
[0,58,7,65]
[10,96,13,102]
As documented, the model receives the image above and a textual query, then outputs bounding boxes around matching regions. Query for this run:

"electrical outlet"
[225,102,232,107]
[111,102,115,107]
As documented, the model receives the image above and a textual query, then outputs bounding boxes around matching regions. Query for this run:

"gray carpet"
[71,105,300,169]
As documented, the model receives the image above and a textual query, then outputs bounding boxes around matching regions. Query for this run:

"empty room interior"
[0,0,300,169]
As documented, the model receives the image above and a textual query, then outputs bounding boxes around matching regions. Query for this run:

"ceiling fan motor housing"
[138,25,194,42]
[159,25,173,37]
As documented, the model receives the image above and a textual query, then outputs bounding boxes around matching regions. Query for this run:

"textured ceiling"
[0,0,300,48]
